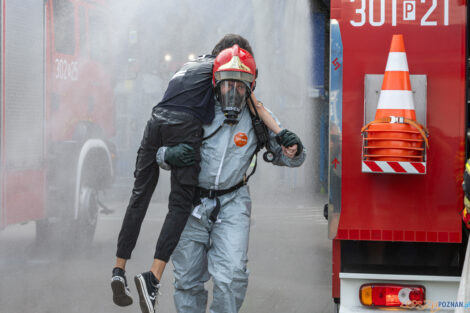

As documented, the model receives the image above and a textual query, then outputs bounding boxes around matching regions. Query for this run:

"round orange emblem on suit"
[234,132,248,147]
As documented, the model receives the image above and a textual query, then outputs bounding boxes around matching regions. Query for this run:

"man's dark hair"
[212,34,254,56]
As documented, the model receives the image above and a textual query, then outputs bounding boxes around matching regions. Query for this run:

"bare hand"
[248,93,262,115]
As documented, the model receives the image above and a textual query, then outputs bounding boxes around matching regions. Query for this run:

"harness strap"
[247,97,271,151]
[245,149,259,182]
[196,179,248,222]
[196,180,247,199]
[209,198,221,223]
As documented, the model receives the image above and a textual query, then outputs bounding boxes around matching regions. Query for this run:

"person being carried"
[110,34,282,313]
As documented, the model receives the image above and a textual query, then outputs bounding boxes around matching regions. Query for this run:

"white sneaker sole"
[134,274,154,313]
[111,276,133,306]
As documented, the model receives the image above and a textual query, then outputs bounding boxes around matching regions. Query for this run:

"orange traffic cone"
[362,34,428,162]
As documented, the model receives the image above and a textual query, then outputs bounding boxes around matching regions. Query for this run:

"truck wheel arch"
[73,139,113,220]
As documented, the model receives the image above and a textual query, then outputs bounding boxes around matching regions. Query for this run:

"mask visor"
[218,80,248,124]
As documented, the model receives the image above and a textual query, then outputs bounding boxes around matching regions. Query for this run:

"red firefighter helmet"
[212,44,256,89]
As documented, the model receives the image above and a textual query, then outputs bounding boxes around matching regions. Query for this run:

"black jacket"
[156,55,215,124]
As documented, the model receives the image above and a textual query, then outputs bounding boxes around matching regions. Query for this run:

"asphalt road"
[0,189,331,313]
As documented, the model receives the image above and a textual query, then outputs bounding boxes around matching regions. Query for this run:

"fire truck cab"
[0,0,115,246]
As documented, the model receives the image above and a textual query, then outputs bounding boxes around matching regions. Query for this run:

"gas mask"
[216,79,249,125]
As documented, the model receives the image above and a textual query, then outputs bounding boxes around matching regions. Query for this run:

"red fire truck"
[326,0,466,311]
[0,0,115,245]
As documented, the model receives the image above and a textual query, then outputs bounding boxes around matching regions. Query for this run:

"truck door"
[1,0,46,228]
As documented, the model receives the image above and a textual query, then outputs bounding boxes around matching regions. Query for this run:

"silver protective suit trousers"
[172,186,251,313]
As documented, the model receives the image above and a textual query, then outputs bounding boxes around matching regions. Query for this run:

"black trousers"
[116,107,203,262]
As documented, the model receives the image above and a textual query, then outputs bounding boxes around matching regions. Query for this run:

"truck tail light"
[359,283,425,307]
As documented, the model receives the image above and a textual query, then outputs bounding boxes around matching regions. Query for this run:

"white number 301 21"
[349,0,449,27]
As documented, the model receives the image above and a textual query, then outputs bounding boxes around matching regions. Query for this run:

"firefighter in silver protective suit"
[157,45,306,313]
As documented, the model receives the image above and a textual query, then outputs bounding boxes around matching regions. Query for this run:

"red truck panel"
[3,170,45,226]
[332,0,466,243]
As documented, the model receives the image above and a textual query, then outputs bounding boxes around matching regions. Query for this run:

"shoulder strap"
[247,97,270,150]
[244,145,261,183]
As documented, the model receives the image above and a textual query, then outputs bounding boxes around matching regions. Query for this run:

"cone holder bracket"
[361,74,427,175]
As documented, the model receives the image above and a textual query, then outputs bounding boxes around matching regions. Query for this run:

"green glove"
[275,129,304,156]
[164,143,196,167]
